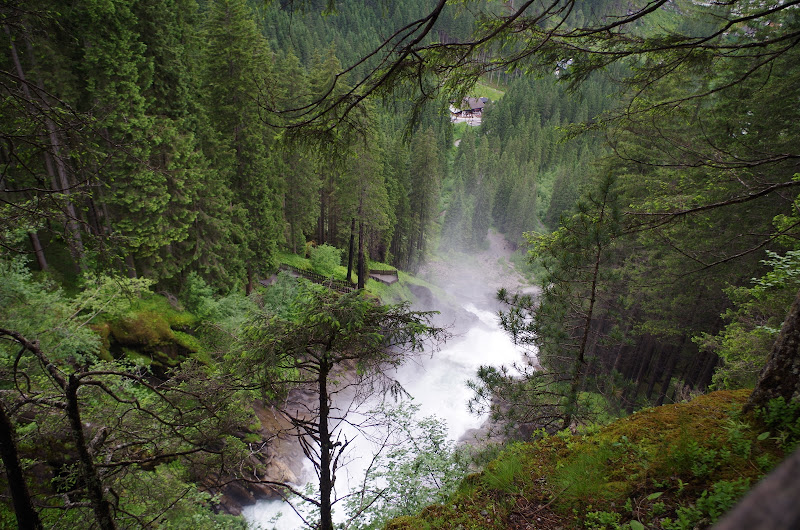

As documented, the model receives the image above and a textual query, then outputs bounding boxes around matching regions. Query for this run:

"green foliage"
[113,461,247,529]
[309,243,343,276]
[757,397,800,451]
[698,249,800,390]
[346,401,470,529]
[181,271,256,327]
[386,390,782,529]
[666,427,729,478]
[257,272,302,319]
[482,443,527,495]
[661,479,750,530]
[0,258,100,363]
[553,441,621,500]
[584,510,622,529]
[75,274,156,319]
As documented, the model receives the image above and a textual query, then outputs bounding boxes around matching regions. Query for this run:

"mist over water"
[244,233,532,529]
[395,302,522,440]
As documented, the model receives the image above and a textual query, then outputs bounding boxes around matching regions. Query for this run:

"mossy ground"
[385,390,787,529]
[92,294,205,371]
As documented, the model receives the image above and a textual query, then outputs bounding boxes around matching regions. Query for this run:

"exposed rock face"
[208,393,314,515]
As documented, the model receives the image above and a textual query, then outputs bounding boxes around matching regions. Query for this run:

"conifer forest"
[2,0,800,528]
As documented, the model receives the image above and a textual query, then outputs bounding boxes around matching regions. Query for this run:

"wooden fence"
[277,264,356,294]
[367,269,399,285]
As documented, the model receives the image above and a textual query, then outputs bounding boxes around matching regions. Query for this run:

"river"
[243,231,532,529]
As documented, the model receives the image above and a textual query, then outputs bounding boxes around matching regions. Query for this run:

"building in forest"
[451,96,490,118]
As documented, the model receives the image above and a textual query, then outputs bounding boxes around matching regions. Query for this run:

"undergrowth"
[385,390,791,529]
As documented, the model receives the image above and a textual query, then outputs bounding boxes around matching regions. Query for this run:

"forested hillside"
[1,0,460,293]
[2,0,800,528]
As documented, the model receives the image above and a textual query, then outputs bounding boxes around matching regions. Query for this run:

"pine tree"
[408,127,442,270]
[200,0,282,291]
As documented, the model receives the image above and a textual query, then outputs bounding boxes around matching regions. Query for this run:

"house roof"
[464,97,487,110]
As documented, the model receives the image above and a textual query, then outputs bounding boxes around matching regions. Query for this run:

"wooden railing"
[367,269,399,285]
[369,269,398,277]
[278,264,356,294]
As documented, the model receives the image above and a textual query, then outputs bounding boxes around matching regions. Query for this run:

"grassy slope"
[474,80,506,102]
[385,390,788,529]
[276,250,451,306]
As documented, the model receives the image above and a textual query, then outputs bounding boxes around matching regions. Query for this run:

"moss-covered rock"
[101,296,205,376]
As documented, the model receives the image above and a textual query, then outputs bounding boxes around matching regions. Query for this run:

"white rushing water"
[243,301,523,529]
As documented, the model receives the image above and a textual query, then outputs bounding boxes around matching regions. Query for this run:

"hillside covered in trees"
[2,0,800,528]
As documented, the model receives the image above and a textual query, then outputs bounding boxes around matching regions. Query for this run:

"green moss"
[110,311,174,345]
[172,330,200,352]
[91,322,114,361]
[100,294,207,370]
[124,348,153,366]
[385,390,786,529]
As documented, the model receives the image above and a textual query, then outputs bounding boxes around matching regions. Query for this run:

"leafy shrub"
[181,271,255,326]
[724,417,753,457]
[584,510,622,529]
[181,271,217,319]
[344,401,470,529]
[258,272,301,318]
[758,396,800,450]
[666,429,725,478]
[309,244,342,276]
[662,479,750,529]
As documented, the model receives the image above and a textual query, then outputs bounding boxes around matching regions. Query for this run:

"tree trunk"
[357,219,366,290]
[745,286,800,412]
[65,376,117,530]
[290,217,297,255]
[28,231,48,271]
[698,351,718,390]
[7,25,85,272]
[656,344,681,406]
[125,255,137,279]
[318,187,326,245]
[318,355,334,530]
[626,337,654,412]
[0,401,43,530]
[346,217,356,284]
[645,345,664,400]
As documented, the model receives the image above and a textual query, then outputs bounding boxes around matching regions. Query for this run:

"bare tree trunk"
[656,344,681,406]
[290,217,297,255]
[346,217,356,284]
[65,377,117,530]
[357,219,366,290]
[6,25,86,272]
[318,187,326,245]
[0,401,43,530]
[745,286,800,413]
[318,355,334,530]
[28,231,48,271]
[124,255,137,279]
[2,330,115,529]
[645,346,664,400]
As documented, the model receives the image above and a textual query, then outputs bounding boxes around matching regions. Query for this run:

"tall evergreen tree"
[200,0,282,291]
[408,127,442,270]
